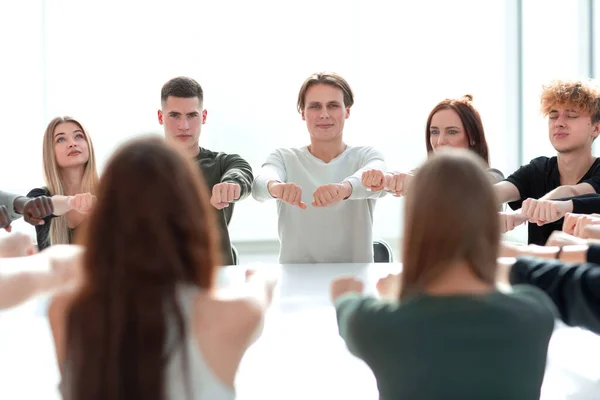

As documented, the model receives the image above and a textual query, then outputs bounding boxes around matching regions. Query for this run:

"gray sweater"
[0,190,22,221]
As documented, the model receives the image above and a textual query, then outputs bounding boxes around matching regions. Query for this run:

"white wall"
[1,0,595,247]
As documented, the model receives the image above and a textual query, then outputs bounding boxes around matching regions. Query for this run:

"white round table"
[0,262,598,399]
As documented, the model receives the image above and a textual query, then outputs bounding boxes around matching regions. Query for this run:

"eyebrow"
[429,125,461,130]
[54,129,83,138]
[549,109,579,113]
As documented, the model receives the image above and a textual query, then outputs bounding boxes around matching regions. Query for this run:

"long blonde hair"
[42,116,99,246]
[400,148,500,300]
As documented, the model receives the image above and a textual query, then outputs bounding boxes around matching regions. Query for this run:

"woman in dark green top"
[331,149,557,400]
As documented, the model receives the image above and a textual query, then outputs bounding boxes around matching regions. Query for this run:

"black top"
[505,156,600,245]
[195,147,253,266]
[511,256,600,335]
[26,187,72,251]
[565,193,600,214]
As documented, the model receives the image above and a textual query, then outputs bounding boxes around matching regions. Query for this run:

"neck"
[307,138,346,163]
[557,150,596,185]
[60,166,85,195]
[424,260,494,296]
[186,142,200,158]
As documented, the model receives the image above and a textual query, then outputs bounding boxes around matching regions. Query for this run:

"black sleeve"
[505,161,538,210]
[510,256,600,334]
[570,194,600,214]
[220,153,254,202]
[26,187,54,251]
[586,244,600,264]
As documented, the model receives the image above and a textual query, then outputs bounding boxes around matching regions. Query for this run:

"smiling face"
[548,106,600,153]
[301,83,350,142]
[53,121,90,169]
[428,109,470,152]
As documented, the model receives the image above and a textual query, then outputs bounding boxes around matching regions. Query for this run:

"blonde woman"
[26,117,99,250]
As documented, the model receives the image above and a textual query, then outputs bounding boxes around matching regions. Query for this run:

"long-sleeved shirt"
[252,146,385,264]
[335,288,556,400]
[195,147,253,266]
[0,190,22,221]
[510,256,600,335]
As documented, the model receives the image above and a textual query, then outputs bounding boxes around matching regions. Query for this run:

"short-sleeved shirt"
[505,156,600,245]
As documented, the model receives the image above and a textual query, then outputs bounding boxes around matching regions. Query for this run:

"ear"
[301,109,306,121]
[345,107,351,119]
[593,121,600,138]
[202,109,208,124]
[157,110,164,125]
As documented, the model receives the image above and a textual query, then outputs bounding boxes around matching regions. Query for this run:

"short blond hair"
[540,79,600,123]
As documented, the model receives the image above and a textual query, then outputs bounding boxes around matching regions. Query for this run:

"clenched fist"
[330,276,364,302]
[499,210,527,233]
[68,193,96,215]
[0,205,10,231]
[386,173,413,197]
[211,182,241,210]
[521,198,572,226]
[362,169,386,192]
[312,182,352,207]
[268,181,307,210]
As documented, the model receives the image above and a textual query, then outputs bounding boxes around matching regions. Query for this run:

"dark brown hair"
[425,95,490,165]
[161,76,204,105]
[400,148,499,300]
[296,72,354,112]
[65,136,220,400]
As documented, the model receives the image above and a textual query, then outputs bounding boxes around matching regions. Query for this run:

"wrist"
[267,180,280,196]
[341,181,353,199]
[13,197,27,214]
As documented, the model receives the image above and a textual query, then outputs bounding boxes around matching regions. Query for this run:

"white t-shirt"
[252,146,386,264]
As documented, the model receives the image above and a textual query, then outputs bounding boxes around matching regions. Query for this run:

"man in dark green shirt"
[158,77,253,266]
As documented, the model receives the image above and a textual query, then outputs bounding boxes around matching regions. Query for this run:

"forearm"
[509,257,600,333]
[50,196,73,216]
[252,170,283,201]
[542,183,596,200]
[494,181,521,204]
[347,160,387,200]
[0,271,52,310]
[221,159,254,202]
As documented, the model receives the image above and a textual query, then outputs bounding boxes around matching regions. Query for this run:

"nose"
[319,109,330,119]
[554,114,567,128]
[437,132,449,146]
[178,117,190,130]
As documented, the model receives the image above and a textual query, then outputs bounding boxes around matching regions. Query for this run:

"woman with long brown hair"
[331,149,556,400]
[362,95,503,196]
[48,137,273,400]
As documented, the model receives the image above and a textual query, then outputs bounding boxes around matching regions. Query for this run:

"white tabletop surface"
[0,262,599,399]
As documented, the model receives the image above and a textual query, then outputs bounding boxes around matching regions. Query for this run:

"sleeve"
[586,244,600,264]
[570,194,600,214]
[219,153,254,202]
[0,190,23,222]
[486,168,505,184]
[580,162,600,193]
[509,256,600,334]
[344,147,387,200]
[251,150,287,202]
[505,161,538,210]
[334,293,395,359]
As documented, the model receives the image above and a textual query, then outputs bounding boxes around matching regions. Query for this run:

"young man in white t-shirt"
[252,72,386,264]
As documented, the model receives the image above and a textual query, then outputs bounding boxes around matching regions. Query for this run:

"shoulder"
[346,146,384,159]
[486,168,505,183]
[503,285,558,321]
[529,156,555,170]
[195,293,263,339]
[27,187,50,198]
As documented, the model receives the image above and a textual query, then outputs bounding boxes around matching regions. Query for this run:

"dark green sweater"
[195,147,253,266]
[335,286,557,400]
